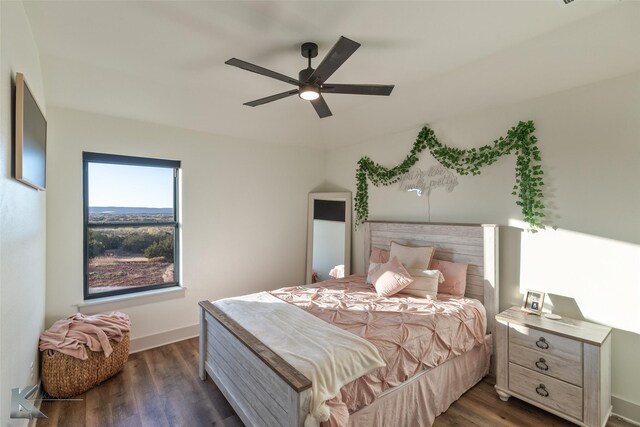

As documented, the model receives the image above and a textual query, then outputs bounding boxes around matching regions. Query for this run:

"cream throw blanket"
[214,292,385,427]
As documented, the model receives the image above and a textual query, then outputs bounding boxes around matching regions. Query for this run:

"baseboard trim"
[612,395,640,426]
[130,324,199,353]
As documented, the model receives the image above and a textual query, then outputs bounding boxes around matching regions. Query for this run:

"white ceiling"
[23,1,640,148]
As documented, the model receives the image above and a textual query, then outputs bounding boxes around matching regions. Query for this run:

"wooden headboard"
[364,221,499,338]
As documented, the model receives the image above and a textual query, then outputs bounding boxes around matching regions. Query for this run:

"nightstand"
[495,307,612,427]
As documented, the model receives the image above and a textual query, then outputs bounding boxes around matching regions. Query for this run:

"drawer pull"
[535,337,549,349]
[535,358,549,371]
[535,384,549,397]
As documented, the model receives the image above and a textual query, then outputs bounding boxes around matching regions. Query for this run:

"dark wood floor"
[38,337,632,427]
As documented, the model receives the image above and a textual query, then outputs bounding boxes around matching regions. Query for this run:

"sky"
[88,162,174,208]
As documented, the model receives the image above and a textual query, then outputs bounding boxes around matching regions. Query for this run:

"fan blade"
[310,95,332,118]
[322,84,394,96]
[243,90,299,107]
[226,58,300,86]
[308,36,360,84]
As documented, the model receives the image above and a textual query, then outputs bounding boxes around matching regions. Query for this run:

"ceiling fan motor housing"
[299,67,315,84]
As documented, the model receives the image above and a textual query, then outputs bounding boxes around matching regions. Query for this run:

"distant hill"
[89,207,173,215]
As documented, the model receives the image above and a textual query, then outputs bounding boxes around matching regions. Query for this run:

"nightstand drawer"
[509,342,583,386]
[509,363,583,420]
[509,324,581,363]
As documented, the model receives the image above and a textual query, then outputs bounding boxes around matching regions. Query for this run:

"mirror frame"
[306,192,352,284]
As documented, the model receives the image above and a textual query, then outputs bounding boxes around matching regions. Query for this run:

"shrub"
[100,234,123,250]
[87,230,105,258]
[87,230,125,258]
[144,237,173,262]
[122,232,157,253]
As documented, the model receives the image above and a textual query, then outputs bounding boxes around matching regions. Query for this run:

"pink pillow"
[369,247,390,263]
[430,259,468,297]
[371,256,414,297]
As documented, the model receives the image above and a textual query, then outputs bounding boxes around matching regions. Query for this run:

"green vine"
[355,120,545,232]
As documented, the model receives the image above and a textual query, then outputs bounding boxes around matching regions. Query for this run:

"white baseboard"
[612,395,640,426]
[130,324,199,353]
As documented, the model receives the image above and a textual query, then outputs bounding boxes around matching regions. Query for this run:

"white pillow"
[389,241,435,270]
[402,269,444,299]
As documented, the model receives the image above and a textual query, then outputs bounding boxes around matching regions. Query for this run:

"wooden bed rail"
[198,300,311,392]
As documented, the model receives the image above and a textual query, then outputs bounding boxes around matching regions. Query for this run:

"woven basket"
[41,334,130,398]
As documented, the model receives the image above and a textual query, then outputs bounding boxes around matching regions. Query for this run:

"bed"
[199,221,499,426]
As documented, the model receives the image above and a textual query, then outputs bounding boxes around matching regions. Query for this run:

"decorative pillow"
[430,259,468,297]
[370,247,390,264]
[370,256,414,297]
[389,241,435,270]
[401,269,444,299]
[366,247,390,284]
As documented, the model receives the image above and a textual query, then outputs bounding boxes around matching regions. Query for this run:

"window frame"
[83,152,181,300]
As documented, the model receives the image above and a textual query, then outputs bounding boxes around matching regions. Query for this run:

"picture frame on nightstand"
[521,289,545,315]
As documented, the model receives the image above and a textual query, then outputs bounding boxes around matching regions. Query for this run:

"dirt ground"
[88,255,174,290]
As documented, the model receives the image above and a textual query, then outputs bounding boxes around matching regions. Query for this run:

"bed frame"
[199,221,499,427]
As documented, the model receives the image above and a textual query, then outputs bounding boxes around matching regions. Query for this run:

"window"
[83,152,180,299]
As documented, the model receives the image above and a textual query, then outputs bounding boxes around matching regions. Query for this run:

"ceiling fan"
[225,36,395,118]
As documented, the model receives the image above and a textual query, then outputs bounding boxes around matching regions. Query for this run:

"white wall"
[45,107,324,348]
[0,1,47,425]
[325,71,640,419]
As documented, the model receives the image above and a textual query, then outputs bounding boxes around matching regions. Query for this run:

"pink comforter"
[270,276,486,425]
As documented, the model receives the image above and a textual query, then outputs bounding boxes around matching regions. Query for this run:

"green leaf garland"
[354,120,545,232]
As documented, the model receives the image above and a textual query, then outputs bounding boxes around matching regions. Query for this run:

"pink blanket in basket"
[39,312,130,360]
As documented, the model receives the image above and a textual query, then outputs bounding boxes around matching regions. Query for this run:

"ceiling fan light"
[299,85,320,101]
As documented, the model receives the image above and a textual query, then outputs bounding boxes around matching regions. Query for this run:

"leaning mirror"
[306,192,352,284]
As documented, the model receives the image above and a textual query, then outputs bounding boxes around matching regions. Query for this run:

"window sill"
[77,286,186,314]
